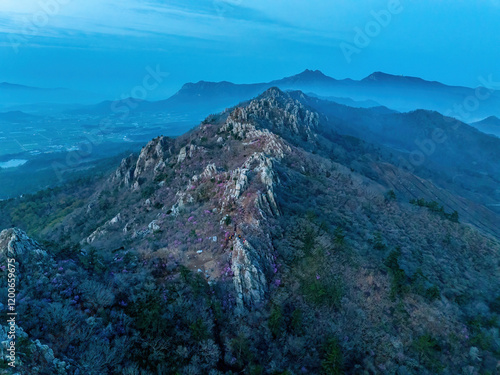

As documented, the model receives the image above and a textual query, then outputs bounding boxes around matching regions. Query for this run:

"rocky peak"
[113,136,174,188]
[135,136,173,174]
[222,87,319,143]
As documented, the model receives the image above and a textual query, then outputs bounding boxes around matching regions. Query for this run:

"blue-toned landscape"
[0,1,499,374]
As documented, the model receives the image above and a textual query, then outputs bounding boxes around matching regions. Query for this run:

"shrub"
[409,198,459,223]
[79,247,106,274]
[268,304,284,337]
[384,248,409,299]
[321,337,344,375]
[373,232,386,251]
[189,318,209,341]
[490,296,500,314]
[386,190,397,201]
[413,334,443,373]
[424,285,441,301]
[291,309,304,335]
[80,280,115,308]
[141,185,156,199]
[333,227,345,246]
[301,276,343,309]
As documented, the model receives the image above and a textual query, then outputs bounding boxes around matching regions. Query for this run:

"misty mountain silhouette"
[70,70,500,127]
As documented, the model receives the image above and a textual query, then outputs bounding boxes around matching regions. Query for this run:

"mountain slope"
[1,88,499,374]
[289,91,500,220]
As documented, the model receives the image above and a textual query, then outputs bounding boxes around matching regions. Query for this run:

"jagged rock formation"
[0,228,50,278]
[231,238,268,314]
[73,89,323,312]
[50,88,500,314]
[0,228,47,259]
[221,87,318,148]
[113,136,174,188]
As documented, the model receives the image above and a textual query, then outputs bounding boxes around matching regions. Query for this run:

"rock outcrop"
[0,324,70,373]
[222,87,319,143]
[0,228,47,259]
[231,238,269,314]
[113,136,174,188]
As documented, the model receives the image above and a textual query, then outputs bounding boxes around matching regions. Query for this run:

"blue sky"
[0,0,499,99]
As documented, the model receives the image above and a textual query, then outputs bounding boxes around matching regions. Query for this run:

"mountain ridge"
[1,87,499,374]
[70,69,500,128]
[471,116,500,137]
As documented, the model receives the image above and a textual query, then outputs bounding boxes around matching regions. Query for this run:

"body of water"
[0,159,28,168]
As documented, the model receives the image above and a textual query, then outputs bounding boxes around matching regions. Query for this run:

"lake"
[0,159,28,168]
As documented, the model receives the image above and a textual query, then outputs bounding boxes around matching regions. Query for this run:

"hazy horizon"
[1,0,500,99]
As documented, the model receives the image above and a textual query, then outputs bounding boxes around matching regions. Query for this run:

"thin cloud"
[0,0,345,51]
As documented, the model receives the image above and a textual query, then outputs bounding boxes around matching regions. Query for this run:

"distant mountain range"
[5,70,500,137]
[471,116,500,138]
[69,70,500,129]
[0,110,39,122]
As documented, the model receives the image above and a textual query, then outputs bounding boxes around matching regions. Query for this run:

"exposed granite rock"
[0,325,70,373]
[201,163,218,178]
[0,228,47,260]
[113,136,173,187]
[246,153,281,216]
[231,238,268,314]
[113,154,136,187]
[170,191,194,216]
[221,87,319,143]
[177,146,188,163]
[148,220,161,231]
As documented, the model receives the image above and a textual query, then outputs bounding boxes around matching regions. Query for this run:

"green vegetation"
[268,304,285,337]
[490,296,500,314]
[141,184,156,199]
[301,275,343,308]
[321,337,344,375]
[385,189,397,201]
[333,226,345,246]
[410,198,459,222]
[372,231,386,250]
[467,316,499,352]
[0,178,93,236]
[384,248,408,299]
[413,334,444,373]
[384,249,441,301]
